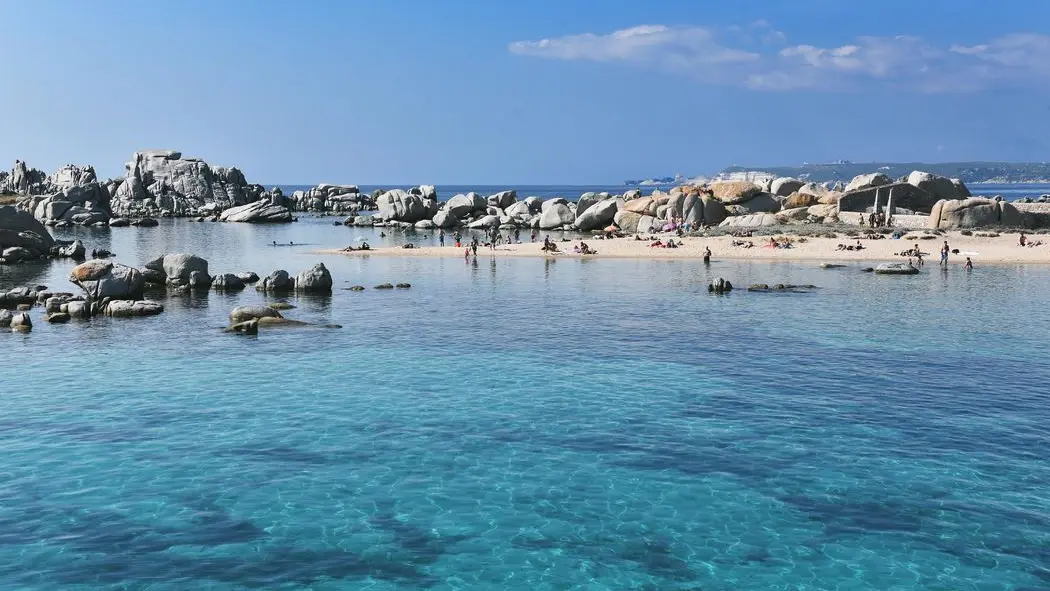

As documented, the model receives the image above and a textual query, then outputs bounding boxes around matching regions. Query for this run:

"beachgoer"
[439,230,445,247]
[531,231,537,243]
[464,247,470,259]
[1020,232,1027,247]
[272,240,277,246]
[941,241,950,266]
[703,247,711,264]
[965,257,973,270]
[916,251,923,266]
[471,242,478,256]
[514,228,521,243]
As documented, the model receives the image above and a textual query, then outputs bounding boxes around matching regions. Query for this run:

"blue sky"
[3,0,1050,184]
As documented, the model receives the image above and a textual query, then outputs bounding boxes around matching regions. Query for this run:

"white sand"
[318,231,1050,265]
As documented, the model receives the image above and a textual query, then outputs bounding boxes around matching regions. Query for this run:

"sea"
[1,183,1049,590]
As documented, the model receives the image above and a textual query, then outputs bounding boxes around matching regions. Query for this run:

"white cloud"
[510,25,1050,92]
[508,25,759,79]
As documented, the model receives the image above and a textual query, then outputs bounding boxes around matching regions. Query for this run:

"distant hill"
[718,162,1050,184]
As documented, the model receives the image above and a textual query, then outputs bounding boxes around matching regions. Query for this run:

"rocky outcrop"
[770,177,804,197]
[576,193,606,218]
[144,253,210,287]
[928,198,1025,229]
[289,184,373,212]
[733,192,781,214]
[69,260,146,300]
[1012,202,1050,228]
[539,201,575,230]
[782,192,820,209]
[682,194,727,227]
[109,150,265,218]
[487,190,517,210]
[0,160,48,194]
[377,189,428,223]
[574,198,618,231]
[294,263,333,293]
[844,173,891,193]
[710,182,761,204]
[445,193,487,219]
[0,205,55,260]
[718,213,778,228]
[219,200,293,223]
[906,171,967,202]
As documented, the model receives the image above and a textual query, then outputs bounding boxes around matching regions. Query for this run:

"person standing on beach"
[439,230,445,247]
[941,241,950,266]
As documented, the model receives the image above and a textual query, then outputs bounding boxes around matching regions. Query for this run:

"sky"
[3,0,1050,185]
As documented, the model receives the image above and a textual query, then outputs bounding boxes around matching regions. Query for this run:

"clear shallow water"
[1,217,1050,590]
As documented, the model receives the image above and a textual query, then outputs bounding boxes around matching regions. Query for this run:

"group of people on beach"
[835,240,866,252]
[861,211,892,228]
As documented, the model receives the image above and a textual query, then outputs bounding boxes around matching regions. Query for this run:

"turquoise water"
[2,217,1050,590]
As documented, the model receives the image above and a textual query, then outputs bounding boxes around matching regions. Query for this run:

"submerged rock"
[9,311,31,331]
[104,300,164,317]
[211,273,246,291]
[874,262,920,275]
[229,305,283,324]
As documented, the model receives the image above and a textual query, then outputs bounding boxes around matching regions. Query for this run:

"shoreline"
[316,231,1050,265]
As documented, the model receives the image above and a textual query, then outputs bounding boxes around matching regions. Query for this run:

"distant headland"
[626,161,1050,186]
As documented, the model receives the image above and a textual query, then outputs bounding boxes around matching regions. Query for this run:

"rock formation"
[0,205,55,261]
[109,150,266,218]
[928,198,1024,229]
[219,199,293,223]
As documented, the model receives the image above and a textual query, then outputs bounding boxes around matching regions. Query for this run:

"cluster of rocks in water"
[0,248,414,334]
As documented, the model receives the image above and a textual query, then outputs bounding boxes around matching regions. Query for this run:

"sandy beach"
[317,230,1050,265]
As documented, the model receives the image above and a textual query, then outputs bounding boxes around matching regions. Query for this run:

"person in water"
[940,241,950,266]
[965,257,973,270]
[439,230,445,247]
[703,247,711,264]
